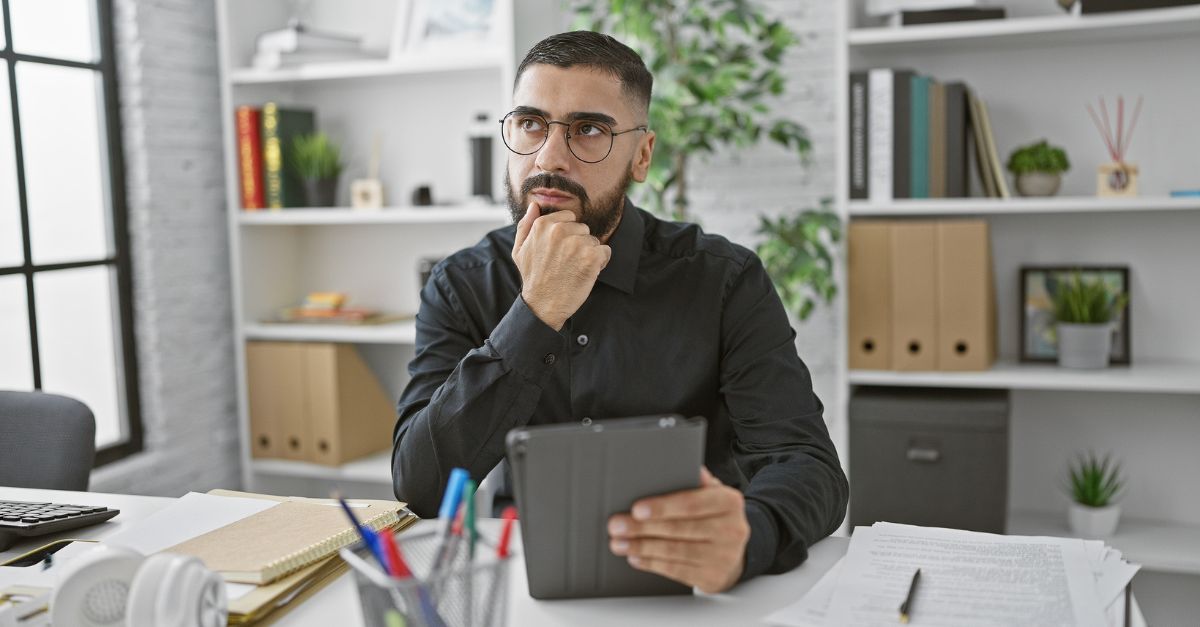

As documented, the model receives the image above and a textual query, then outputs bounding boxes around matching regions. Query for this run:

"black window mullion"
[2,0,40,391]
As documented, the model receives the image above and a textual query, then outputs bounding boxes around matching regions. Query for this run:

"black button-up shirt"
[392,200,848,580]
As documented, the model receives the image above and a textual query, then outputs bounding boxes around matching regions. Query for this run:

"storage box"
[246,341,395,465]
[849,386,1009,533]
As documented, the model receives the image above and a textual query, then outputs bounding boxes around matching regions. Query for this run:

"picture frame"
[1019,265,1131,364]
[404,0,500,54]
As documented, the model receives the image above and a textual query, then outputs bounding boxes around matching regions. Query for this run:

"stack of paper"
[767,522,1141,627]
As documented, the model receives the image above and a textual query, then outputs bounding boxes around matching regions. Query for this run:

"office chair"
[0,390,97,490]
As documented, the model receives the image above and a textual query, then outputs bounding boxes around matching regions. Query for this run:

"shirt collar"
[597,197,643,295]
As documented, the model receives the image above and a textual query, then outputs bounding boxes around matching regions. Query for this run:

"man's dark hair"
[515,31,653,117]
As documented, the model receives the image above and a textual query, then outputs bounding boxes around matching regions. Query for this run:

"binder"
[936,221,996,371]
[889,222,938,371]
[304,343,395,466]
[246,341,304,459]
[848,221,893,370]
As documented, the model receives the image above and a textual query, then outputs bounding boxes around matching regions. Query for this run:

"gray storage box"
[850,387,1010,533]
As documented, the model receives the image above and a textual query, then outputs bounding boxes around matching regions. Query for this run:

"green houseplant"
[1066,451,1124,537]
[573,0,840,321]
[1006,139,1070,197]
[1051,271,1128,369]
[291,132,344,207]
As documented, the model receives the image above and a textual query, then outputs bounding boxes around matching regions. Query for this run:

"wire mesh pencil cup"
[340,529,514,627]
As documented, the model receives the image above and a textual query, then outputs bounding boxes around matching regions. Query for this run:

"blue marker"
[336,492,389,573]
[430,468,469,579]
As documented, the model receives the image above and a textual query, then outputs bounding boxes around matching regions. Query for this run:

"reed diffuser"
[1086,96,1142,197]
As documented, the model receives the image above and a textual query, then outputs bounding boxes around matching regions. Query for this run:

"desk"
[0,487,1146,626]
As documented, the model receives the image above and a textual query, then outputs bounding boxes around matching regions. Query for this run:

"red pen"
[497,506,518,558]
[378,531,412,579]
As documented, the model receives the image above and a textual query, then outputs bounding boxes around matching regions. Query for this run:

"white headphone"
[50,545,227,627]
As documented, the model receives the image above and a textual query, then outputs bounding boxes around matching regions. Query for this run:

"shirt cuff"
[740,499,780,582]
[486,296,567,383]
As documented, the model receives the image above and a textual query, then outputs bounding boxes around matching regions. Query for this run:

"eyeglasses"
[499,111,648,164]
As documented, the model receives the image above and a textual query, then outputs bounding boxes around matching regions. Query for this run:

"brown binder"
[246,341,304,459]
[890,222,938,371]
[304,343,395,466]
[935,221,996,371]
[848,221,893,370]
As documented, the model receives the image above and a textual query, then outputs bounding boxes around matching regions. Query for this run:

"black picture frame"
[1019,266,1131,364]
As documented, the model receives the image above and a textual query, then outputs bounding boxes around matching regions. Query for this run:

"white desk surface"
[0,487,1145,627]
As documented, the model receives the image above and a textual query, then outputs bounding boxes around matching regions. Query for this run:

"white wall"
[90,0,240,495]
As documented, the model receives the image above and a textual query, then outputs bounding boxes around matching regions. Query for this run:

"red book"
[235,106,265,210]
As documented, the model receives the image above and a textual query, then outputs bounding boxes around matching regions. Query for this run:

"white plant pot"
[1057,322,1113,369]
[1015,172,1062,197]
[1068,502,1121,538]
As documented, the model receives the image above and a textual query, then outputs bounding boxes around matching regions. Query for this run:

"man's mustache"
[521,173,590,204]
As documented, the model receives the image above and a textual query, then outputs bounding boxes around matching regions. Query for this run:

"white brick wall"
[90,0,240,496]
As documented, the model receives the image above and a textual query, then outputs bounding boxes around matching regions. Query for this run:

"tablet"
[506,414,707,599]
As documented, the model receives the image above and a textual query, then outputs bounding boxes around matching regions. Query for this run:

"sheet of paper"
[763,558,843,627]
[826,523,1107,627]
[102,492,278,555]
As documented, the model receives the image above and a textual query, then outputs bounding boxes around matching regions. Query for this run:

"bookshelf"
[216,0,561,497]
[835,1,1200,577]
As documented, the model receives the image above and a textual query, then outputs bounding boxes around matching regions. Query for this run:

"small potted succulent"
[1007,140,1070,197]
[292,132,344,207]
[1052,272,1127,369]
[1066,451,1124,538]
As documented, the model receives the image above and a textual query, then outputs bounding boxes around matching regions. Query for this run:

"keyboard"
[0,500,120,551]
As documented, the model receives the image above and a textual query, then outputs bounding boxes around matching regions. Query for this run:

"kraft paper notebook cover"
[165,497,406,584]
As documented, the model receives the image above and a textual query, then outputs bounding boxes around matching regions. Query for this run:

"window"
[0,0,141,465]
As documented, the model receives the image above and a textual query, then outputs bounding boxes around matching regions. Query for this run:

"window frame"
[0,0,142,466]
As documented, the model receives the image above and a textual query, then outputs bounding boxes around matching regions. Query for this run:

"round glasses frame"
[498,111,648,164]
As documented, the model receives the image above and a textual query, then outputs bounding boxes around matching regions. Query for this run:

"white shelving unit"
[215,0,560,497]
[834,1,1200,578]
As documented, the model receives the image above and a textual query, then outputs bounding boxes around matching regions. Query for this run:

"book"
[868,69,894,203]
[943,82,969,198]
[1081,0,1200,13]
[261,103,316,209]
[165,498,407,584]
[892,70,915,199]
[849,72,870,200]
[256,25,362,54]
[865,0,985,16]
[967,89,997,197]
[891,7,1007,25]
[235,106,265,210]
[910,75,931,199]
[928,81,946,198]
[975,94,1009,198]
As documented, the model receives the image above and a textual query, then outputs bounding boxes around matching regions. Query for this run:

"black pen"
[899,568,921,624]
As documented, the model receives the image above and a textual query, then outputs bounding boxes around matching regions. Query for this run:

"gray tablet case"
[506,414,707,600]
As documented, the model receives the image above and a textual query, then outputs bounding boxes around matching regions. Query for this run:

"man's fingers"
[700,466,720,487]
[611,537,706,565]
[513,202,540,254]
[632,485,739,521]
[608,515,717,541]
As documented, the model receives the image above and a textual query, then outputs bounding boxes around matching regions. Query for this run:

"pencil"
[899,568,921,624]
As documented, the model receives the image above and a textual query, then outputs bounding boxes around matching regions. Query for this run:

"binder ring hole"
[258,436,269,448]
[955,341,969,355]
[289,437,300,450]
[863,339,875,353]
[318,440,330,452]
[908,341,921,354]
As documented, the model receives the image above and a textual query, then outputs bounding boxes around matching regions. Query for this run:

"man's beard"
[506,166,633,238]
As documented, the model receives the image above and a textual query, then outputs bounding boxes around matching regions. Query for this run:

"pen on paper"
[899,568,921,624]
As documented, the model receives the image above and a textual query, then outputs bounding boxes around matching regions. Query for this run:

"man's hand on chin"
[607,467,750,594]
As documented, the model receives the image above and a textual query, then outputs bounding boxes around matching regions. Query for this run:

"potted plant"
[1066,451,1123,537]
[1052,271,1128,369]
[574,0,840,321]
[1006,140,1070,197]
[292,132,344,207]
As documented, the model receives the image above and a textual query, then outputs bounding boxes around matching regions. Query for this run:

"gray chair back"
[0,391,96,490]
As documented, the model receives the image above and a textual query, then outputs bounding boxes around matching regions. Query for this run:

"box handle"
[906,447,941,463]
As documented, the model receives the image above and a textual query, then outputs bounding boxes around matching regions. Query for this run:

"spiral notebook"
[164,497,408,585]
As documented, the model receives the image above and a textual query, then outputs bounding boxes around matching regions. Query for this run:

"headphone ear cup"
[50,545,145,627]
[126,553,227,627]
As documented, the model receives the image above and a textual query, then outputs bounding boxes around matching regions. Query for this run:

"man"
[393,30,847,594]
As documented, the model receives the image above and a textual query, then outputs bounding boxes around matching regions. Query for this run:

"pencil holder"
[341,529,514,627]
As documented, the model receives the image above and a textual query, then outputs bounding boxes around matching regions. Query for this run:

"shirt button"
[576,334,589,347]
[543,353,556,365]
